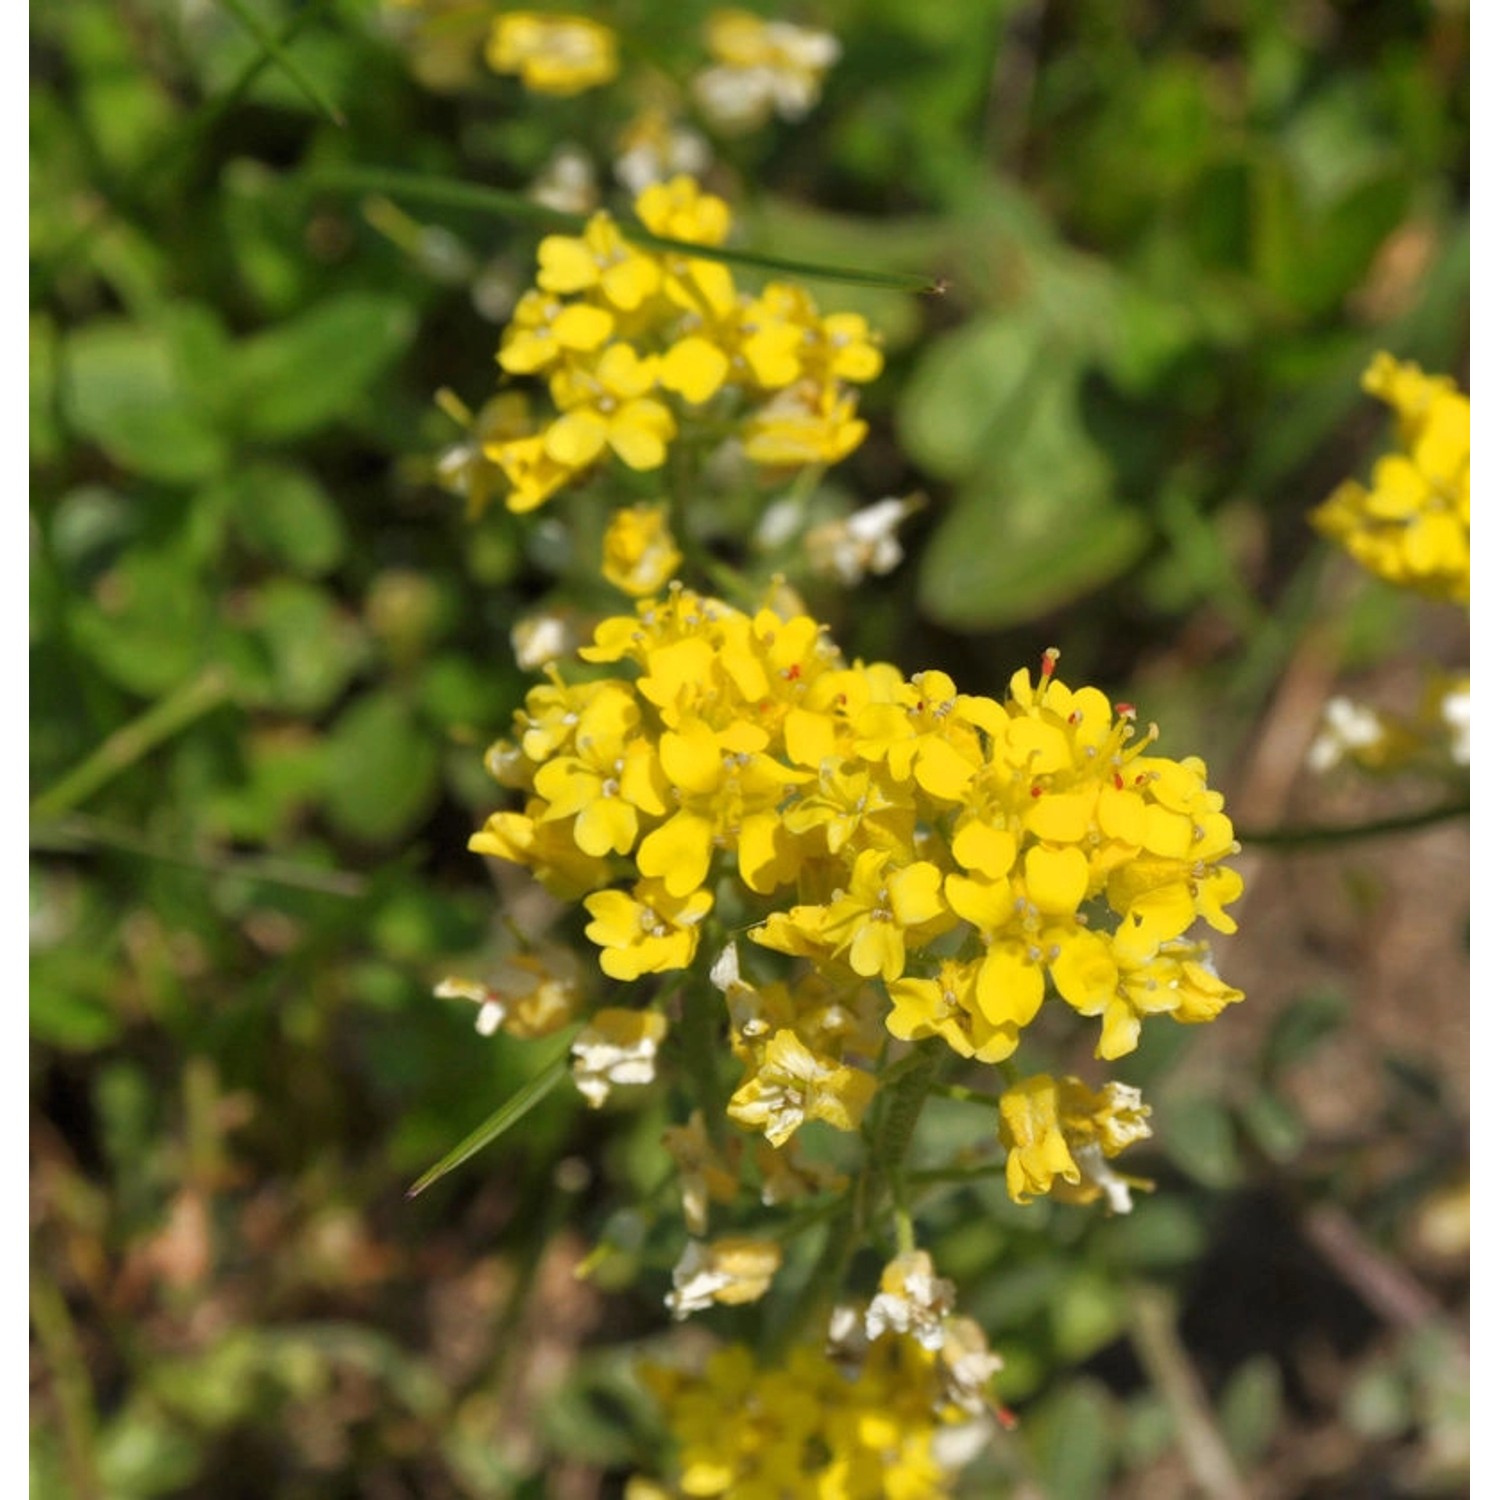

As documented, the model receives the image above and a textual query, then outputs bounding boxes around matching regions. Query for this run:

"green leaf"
[231,293,417,442]
[1156,1093,1244,1190]
[1218,1355,1283,1465]
[31,951,122,1050]
[242,578,368,714]
[225,462,348,576]
[1051,1269,1129,1363]
[1096,1195,1208,1271]
[1260,990,1348,1075]
[917,372,1149,630]
[407,1045,574,1197]
[70,545,218,697]
[1238,1090,1305,1163]
[1032,1379,1117,1500]
[61,322,229,484]
[322,690,441,844]
[897,313,1041,480]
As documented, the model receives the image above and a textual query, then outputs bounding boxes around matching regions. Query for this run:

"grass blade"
[310,167,944,293]
[215,0,347,127]
[406,1041,574,1197]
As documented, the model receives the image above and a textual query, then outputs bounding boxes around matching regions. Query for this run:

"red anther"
[993,1402,1020,1431]
[785,663,802,680]
[1134,773,1147,785]
[1040,649,1059,679]
[1115,701,1136,717]
[835,693,847,707]
[1030,784,1044,798]
[1113,771,1124,790]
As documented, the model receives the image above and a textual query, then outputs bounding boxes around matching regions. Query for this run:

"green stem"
[1129,1286,1249,1500]
[31,813,368,898]
[766,1178,862,1361]
[870,1041,944,1256]
[30,667,233,821]
[30,1275,102,1500]
[932,1082,1002,1109]
[1237,796,1469,849]
[678,977,729,1149]
[872,1041,943,1177]
[907,1160,1007,1187]
[308,168,944,294]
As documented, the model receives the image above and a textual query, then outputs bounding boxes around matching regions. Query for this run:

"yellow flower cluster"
[483,177,883,513]
[1311,353,1470,605]
[635,1291,993,1499]
[470,591,1243,1134]
[485,12,618,96]
[693,9,842,133]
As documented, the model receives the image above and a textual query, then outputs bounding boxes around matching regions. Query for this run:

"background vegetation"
[31,0,1468,1494]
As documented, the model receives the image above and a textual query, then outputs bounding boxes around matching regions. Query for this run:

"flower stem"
[30,666,233,821]
[1236,796,1469,849]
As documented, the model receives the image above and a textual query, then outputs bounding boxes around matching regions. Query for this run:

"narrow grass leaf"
[406,1043,574,1197]
[310,167,942,293]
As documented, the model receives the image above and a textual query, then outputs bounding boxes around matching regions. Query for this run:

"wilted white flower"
[434,975,507,1036]
[1439,683,1469,765]
[435,954,579,1040]
[864,1250,954,1351]
[614,108,712,194]
[1307,695,1387,772]
[571,1008,668,1108]
[529,143,599,216]
[666,1236,782,1318]
[806,495,923,586]
[511,610,578,670]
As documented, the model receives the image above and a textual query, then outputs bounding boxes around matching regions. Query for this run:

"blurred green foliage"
[31,0,1467,1495]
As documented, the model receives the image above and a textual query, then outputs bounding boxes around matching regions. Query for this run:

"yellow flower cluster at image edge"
[632,1252,1000,1499]
[1311,352,1470,604]
[479,177,883,513]
[470,588,1244,1174]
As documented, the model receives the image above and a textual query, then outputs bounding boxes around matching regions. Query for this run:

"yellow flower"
[498,288,614,375]
[887,958,1024,1062]
[753,848,951,984]
[486,433,575,514]
[544,344,677,472]
[998,1074,1153,1212]
[432,388,531,519]
[536,212,662,311]
[583,878,713,979]
[1310,353,1469,604]
[602,504,683,596]
[485,12,618,96]
[726,1028,876,1147]
[741,380,869,467]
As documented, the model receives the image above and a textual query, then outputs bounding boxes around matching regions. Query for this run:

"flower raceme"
[475,177,884,514]
[470,589,1245,1140]
[1311,352,1470,605]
